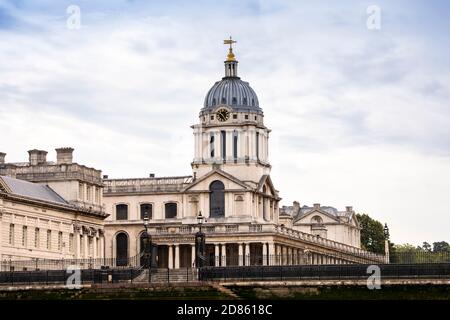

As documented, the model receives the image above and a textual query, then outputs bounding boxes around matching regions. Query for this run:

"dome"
[202,78,261,113]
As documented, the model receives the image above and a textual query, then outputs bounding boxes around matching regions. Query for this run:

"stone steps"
[134,268,198,283]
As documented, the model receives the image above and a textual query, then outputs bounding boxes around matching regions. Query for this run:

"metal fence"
[199,263,450,281]
[0,267,199,286]
[0,254,143,272]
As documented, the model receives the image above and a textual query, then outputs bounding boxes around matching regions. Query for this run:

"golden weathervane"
[224,36,237,61]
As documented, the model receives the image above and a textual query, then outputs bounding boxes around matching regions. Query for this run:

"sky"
[0,0,449,246]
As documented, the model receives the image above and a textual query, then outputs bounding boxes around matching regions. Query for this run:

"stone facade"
[0,149,107,270]
[0,42,380,270]
[102,43,378,269]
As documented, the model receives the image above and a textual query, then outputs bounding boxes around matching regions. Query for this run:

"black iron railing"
[199,263,450,281]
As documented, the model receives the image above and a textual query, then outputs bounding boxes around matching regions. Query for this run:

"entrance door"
[116,233,128,266]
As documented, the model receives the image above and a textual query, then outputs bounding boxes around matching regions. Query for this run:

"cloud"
[0,0,449,245]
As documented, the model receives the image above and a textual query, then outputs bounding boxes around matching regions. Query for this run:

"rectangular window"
[79,183,84,201]
[210,133,215,158]
[22,226,27,247]
[86,186,91,201]
[58,231,63,251]
[256,132,260,160]
[233,131,238,159]
[221,130,226,159]
[35,228,40,248]
[9,224,14,245]
[69,234,74,252]
[94,187,99,203]
[47,230,52,250]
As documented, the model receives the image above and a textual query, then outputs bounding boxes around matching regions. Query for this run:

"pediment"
[293,208,339,225]
[257,175,279,198]
[183,169,251,192]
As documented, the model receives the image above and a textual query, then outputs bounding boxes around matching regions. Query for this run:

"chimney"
[149,173,155,178]
[0,152,5,164]
[28,149,48,166]
[313,203,320,209]
[293,201,300,213]
[103,175,109,179]
[55,147,74,164]
[346,206,353,212]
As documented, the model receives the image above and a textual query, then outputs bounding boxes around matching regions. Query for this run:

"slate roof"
[0,175,68,205]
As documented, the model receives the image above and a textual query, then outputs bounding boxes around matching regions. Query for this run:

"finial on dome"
[224,36,237,61]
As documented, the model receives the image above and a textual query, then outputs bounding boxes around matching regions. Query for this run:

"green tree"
[433,241,450,253]
[356,213,386,254]
[422,242,432,252]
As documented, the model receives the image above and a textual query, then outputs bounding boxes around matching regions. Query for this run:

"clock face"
[217,108,230,122]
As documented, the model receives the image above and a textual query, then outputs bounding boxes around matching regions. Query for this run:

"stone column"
[262,243,267,266]
[93,236,98,259]
[215,244,220,267]
[174,244,180,269]
[84,234,89,259]
[215,131,221,160]
[75,231,81,259]
[245,243,250,266]
[221,243,227,267]
[100,234,105,259]
[191,244,196,268]
[238,243,244,266]
[268,243,275,266]
[168,245,173,269]
[281,246,287,265]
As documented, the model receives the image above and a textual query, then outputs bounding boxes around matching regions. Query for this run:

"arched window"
[116,232,128,266]
[243,97,247,105]
[116,204,128,220]
[165,203,177,219]
[140,203,152,220]
[221,97,226,104]
[232,97,237,105]
[210,180,225,218]
[212,98,216,106]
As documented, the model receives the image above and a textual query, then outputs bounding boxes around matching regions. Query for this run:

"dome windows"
[243,97,247,105]
[232,97,237,105]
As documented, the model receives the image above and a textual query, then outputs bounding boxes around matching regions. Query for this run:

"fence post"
[167,268,170,283]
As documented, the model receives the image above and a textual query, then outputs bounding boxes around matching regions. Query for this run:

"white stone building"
[102,42,376,268]
[0,41,382,271]
[0,149,107,270]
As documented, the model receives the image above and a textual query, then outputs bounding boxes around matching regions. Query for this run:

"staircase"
[134,268,198,283]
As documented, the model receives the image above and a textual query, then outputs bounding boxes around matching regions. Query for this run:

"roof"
[0,175,68,205]
[280,204,355,223]
[202,77,262,113]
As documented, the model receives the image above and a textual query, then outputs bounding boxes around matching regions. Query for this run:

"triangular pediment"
[293,208,340,225]
[182,169,252,192]
[257,175,279,199]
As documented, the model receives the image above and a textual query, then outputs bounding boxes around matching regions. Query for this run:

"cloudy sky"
[0,0,449,246]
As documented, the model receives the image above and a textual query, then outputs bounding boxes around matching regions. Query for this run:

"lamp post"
[195,211,206,268]
[142,212,152,271]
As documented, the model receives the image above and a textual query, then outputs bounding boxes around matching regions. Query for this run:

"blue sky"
[1,0,449,245]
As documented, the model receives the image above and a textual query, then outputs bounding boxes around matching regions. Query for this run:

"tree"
[433,241,450,253]
[356,213,386,254]
[422,242,432,252]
